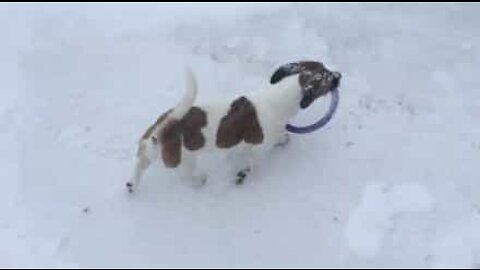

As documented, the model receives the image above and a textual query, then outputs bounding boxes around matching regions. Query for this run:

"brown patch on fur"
[156,107,207,168]
[181,107,207,151]
[216,96,264,148]
[160,119,182,168]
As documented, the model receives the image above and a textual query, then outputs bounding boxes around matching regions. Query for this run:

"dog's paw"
[191,174,207,189]
[126,181,135,193]
[274,133,290,148]
[236,168,251,185]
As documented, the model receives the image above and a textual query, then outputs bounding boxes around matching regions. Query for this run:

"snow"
[1,3,480,268]
[345,182,434,258]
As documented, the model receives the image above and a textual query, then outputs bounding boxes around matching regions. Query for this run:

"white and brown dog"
[126,61,341,192]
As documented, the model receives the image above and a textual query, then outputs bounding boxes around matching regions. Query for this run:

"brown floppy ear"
[160,120,182,168]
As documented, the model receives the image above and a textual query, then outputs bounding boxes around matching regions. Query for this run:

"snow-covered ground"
[1,3,480,268]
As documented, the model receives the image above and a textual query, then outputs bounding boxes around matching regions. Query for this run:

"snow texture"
[1,3,480,268]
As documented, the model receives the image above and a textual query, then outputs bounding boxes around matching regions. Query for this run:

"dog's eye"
[151,136,158,143]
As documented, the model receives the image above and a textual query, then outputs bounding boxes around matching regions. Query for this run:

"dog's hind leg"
[176,150,207,188]
[126,155,151,193]
[126,141,156,193]
[236,167,251,185]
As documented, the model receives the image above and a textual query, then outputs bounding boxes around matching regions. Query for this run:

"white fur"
[127,70,303,192]
[170,68,198,119]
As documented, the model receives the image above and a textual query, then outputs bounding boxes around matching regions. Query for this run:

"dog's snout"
[332,72,341,88]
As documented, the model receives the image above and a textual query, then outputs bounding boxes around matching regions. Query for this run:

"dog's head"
[270,61,341,109]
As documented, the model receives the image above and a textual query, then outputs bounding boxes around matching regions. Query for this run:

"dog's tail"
[170,67,198,119]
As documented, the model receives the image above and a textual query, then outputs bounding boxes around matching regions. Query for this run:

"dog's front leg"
[274,132,290,148]
[236,146,265,185]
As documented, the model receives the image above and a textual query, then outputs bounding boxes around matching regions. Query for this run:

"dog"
[126,61,341,192]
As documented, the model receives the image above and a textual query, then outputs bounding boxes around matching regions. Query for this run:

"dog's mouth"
[287,80,340,134]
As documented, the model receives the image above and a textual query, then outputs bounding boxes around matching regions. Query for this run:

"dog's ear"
[270,62,327,84]
[270,63,301,84]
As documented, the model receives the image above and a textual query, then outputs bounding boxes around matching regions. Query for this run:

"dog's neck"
[252,75,303,123]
